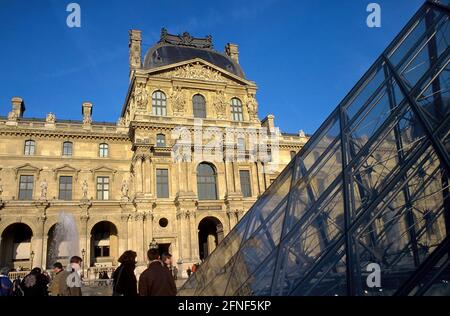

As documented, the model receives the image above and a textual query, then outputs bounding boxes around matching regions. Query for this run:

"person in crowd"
[138,249,177,296]
[48,262,70,296]
[112,250,137,296]
[191,263,197,273]
[0,267,13,296]
[187,267,192,277]
[66,256,83,296]
[12,277,23,296]
[161,252,173,270]
[20,267,49,296]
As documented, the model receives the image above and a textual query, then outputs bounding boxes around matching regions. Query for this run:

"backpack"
[0,276,13,296]
[66,271,82,288]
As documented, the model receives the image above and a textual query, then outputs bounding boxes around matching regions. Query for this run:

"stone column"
[144,210,154,254]
[189,211,199,262]
[134,157,143,195]
[80,214,89,273]
[227,210,236,231]
[35,215,46,269]
[143,156,152,195]
[134,212,145,264]
[119,212,129,254]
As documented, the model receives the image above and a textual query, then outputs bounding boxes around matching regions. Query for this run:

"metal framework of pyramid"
[179,0,450,296]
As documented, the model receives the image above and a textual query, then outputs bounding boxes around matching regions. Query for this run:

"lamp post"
[81,248,86,278]
[30,251,35,270]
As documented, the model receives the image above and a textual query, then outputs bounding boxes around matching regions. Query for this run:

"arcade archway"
[198,216,224,260]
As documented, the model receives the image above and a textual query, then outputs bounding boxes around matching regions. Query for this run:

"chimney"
[261,114,275,134]
[129,29,142,72]
[11,97,25,118]
[225,43,239,63]
[82,102,92,125]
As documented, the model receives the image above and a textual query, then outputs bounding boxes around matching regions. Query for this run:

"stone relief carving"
[159,63,224,82]
[170,86,186,115]
[117,117,126,127]
[133,82,148,110]
[246,93,259,121]
[82,180,88,199]
[7,111,17,121]
[83,112,92,125]
[121,180,129,200]
[46,112,56,124]
[40,179,48,199]
[213,90,227,119]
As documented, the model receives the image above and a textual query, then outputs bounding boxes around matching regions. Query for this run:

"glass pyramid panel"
[178,1,450,296]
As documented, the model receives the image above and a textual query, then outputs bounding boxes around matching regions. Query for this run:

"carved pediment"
[90,166,117,181]
[53,164,81,180]
[14,163,42,179]
[148,59,254,86]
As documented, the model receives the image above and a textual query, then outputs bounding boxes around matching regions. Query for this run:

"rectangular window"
[59,176,73,200]
[96,177,109,200]
[99,144,108,158]
[24,141,35,155]
[94,246,110,258]
[239,170,252,198]
[19,175,34,200]
[156,169,169,198]
[156,134,166,147]
[63,142,73,156]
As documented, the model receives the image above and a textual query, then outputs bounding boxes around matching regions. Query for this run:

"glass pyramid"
[179,0,450,296]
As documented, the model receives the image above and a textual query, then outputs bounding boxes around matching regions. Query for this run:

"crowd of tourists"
[0,249,179,296]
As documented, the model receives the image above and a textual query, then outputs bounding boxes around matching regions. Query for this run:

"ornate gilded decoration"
[159,28,213,49]
[46,112,56,124]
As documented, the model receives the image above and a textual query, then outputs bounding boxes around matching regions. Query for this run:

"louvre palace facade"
[0,29,307,277]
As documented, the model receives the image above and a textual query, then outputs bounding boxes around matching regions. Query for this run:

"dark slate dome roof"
[143,29,245,78]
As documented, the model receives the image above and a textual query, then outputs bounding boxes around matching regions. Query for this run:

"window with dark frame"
[96,176,109,200]
[193,94,206,118]
[231,98,244,121]
[24,140,35,155]
[19,175,34,200]
[63,141,73,156]
[156,169,169,198]
[152,90,167,116]
[239,170,252,198]
[156,134,166,147]
[197,163,218,200]
[58,176,73,200]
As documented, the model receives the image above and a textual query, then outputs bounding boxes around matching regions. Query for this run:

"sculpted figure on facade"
[246,93,259,121]
[121,180,129,200]
[46,112,56,124]
[7,111,17,121]
[170,86,186,115]
[40,179,48,199]
[213,90,227,119]
[82,180,88,199]
[133,82,148,110]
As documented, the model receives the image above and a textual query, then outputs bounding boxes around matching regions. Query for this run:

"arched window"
[193,94,206,118]
[152,90,167,116]
[99,143,109,158]
[63,141,73,156]
[231,98,243,121]
[24,140,35,155]
[156,134,166,147]
[197,163,218,200]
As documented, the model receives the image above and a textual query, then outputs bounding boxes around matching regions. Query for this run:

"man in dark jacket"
[21,267,49,296]
[138,249,176,296]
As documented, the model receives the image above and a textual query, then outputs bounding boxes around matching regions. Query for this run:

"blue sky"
[0,0,423,134]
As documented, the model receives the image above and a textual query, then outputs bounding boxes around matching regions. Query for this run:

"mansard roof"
[143,28,245,78]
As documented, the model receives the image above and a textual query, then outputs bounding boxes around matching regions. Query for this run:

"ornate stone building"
[0,29,308,277]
